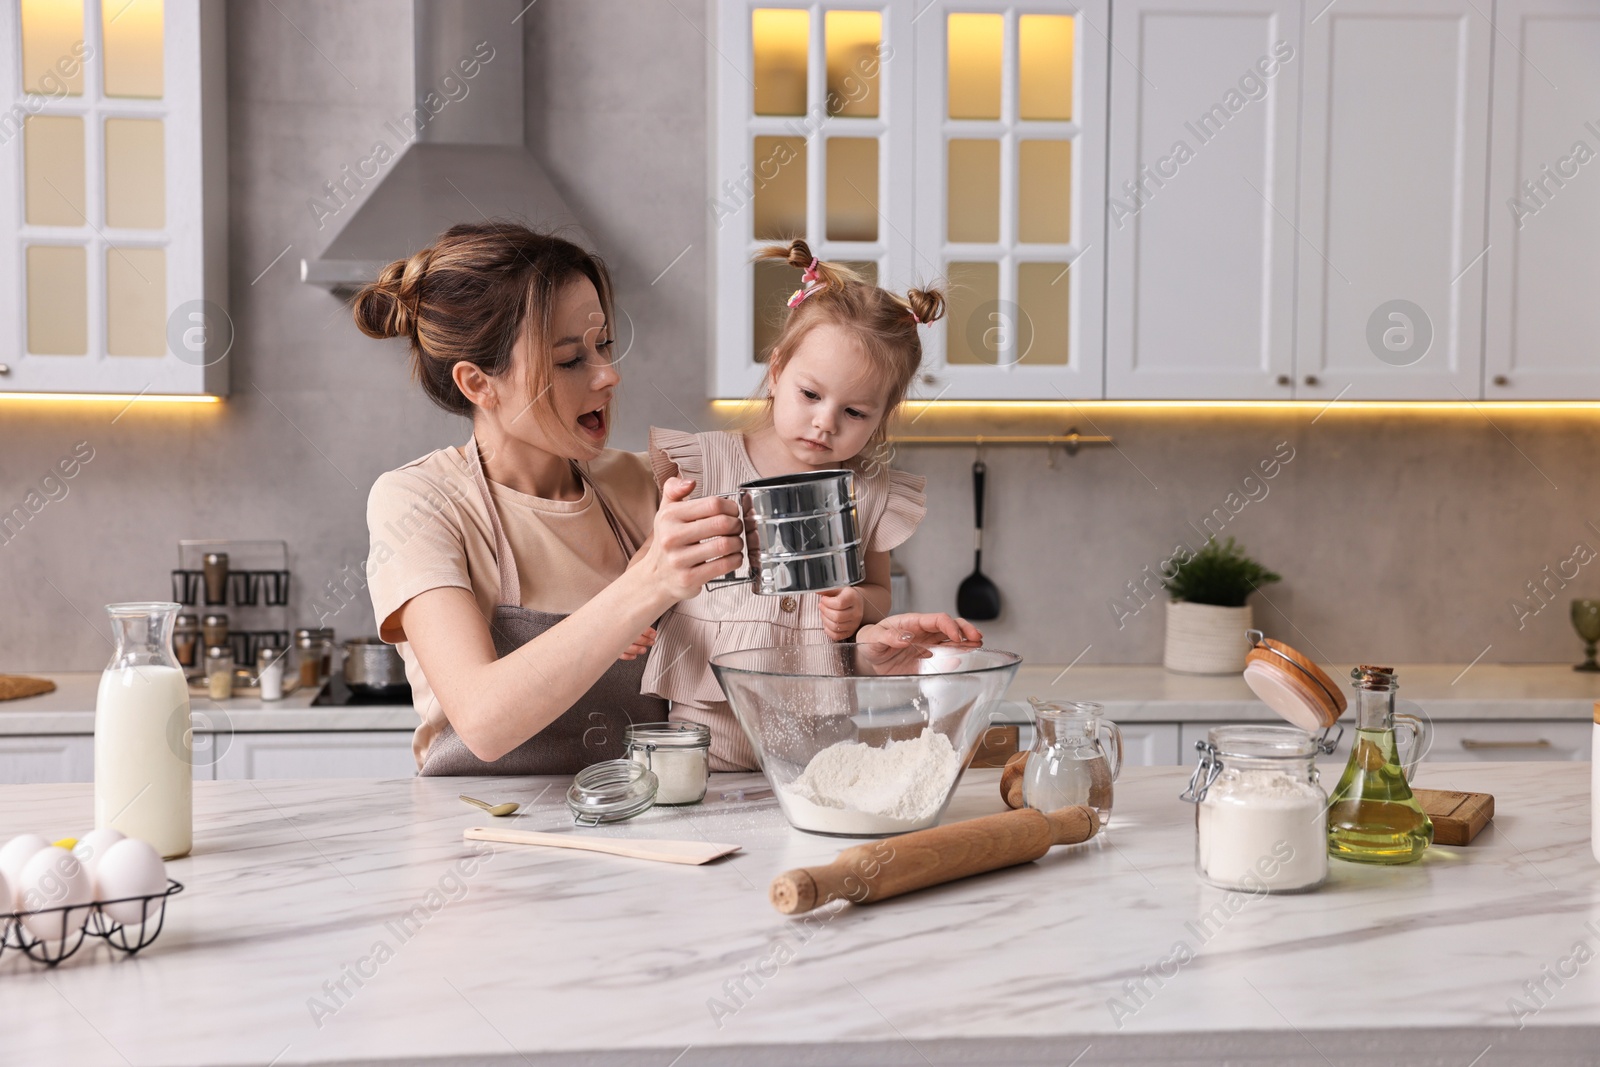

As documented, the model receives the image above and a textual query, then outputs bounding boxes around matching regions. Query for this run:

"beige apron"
[419,438,669,776]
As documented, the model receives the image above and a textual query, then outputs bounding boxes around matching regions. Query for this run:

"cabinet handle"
[1303,375,1320,387]
[1459,738,1551,750]
[1275,374,1292,386]
[1492,375,1509,386]
[0,364,9,375]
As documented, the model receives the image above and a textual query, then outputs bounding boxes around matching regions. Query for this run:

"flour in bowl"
[779,729,960,835]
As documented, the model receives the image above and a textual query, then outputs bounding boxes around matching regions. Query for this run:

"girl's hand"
[619,626,657,661]
[857,613,983,651]
[817,586,865,641]
[641,478,743,603]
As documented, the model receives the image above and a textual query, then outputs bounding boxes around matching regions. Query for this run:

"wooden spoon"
[465,826,740,866]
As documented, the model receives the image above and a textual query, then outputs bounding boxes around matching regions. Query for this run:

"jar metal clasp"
[1179,740,1222,804]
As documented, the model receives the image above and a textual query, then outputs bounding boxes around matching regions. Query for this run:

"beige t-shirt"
[365,442,659,767]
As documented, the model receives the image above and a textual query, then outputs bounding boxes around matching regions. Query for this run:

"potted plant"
[1162,538,1281,674]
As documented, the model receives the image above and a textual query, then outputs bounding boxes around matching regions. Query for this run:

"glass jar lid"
[625,722,712,750]
[566,759,659,825]
[1242,630,1347,731]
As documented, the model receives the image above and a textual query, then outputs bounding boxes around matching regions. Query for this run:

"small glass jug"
[1326,665,1432,864]
[1022,700,1123,826]
[95,603,192,859]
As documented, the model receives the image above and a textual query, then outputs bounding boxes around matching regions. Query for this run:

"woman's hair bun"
[353,251,429,341]
[906,286,946,326]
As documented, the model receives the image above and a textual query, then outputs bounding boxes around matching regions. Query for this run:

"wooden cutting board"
[0,675,55,701]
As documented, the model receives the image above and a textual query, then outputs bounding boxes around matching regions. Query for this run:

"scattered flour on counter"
[779,729,960,835]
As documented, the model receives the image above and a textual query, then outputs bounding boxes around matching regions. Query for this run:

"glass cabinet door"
[914,1,1106,399]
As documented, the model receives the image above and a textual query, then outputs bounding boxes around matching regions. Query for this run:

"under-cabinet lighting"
[712,400,1600,415]
[0,392,222,405]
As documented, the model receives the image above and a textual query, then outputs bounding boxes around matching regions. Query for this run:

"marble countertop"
[0,673,416,735]
[2,762,1596,1064]
[6,663,1597,737]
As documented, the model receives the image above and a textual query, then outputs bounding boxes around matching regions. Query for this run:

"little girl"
[638,239,981,770]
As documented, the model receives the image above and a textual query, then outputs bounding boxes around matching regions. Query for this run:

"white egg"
[17,846,92,942]
[94,838,167,927]
[72,828,126,881]
[0,833,50,907]
[0,869,11,917]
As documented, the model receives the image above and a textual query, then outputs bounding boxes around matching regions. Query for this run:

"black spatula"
[956,459,1001,621]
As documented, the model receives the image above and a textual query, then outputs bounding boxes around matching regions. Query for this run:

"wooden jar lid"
[1242,633,1346,731]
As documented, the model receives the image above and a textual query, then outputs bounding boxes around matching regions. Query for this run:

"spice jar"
[294,628,322,688]
[256,647,286,701]
[1182,725,1328,894]
[626,722,711,805]
[314,628,337,681]
[205,645,235,700]
[201,612,228,649]
[202,552,229,606]
[173,613,200,671]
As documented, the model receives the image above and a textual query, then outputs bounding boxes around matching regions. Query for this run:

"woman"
[355,222,744,774]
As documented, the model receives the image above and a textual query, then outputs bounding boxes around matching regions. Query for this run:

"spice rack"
[171,539,292,671]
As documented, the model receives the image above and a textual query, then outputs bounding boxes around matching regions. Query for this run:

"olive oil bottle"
[1326,665,1433,864]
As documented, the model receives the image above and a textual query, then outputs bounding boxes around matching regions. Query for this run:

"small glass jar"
[201,612,228,649]
[204,645,235,700]
[1183,725,1328,894]
[567,760,660,824]
[294,628,323,688]
[626,722,712,805]
[315,628,337,680]
[256,647,285,701]
[172,613,200,671]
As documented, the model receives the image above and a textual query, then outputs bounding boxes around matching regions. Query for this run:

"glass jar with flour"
[1183,725,1328,893]
[626,722,711,805]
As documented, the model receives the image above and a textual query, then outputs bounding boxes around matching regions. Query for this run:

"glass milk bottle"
[95,603,192,858]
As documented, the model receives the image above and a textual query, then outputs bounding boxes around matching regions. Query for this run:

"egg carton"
[0,879,184,967]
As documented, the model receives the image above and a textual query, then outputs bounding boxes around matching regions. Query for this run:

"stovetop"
[311,675,413,707]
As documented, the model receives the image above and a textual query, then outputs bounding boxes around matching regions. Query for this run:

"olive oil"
[1327,732,1432,863]
[1326,668,1433,865]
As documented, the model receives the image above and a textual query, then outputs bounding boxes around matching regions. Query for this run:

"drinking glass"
[1571,600,1600,672]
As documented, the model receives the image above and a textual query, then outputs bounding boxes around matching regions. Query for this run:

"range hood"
[300,0,580,294]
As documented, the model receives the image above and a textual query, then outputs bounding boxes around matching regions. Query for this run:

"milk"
[95,665,192,859]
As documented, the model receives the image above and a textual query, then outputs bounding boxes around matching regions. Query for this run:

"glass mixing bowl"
[710,644,1022,837]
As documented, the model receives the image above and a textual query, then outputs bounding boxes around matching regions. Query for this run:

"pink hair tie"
[786,257,824,309]
[908,307,921,324]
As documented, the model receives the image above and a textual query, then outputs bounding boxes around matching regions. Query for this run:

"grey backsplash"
[2,1,1596,672]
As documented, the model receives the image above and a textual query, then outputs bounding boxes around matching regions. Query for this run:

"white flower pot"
[1164,601,1253,675]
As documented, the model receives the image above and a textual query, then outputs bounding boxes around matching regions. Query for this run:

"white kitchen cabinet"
[1104,0,1301,399]
[0,0,228,397]
[212,732,417,780]
[0,735,94,784]
[1294,0,1492,401]
[1482,0,1600,399]
[913,0,1108,398]
[1117,722,1181,766]
[1422,720,1590,762]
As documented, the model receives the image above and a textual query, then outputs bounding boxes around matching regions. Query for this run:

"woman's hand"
[857,613,983,650]
[639,477,743,605]
[817,587,864,640]
[619,626,657,661]
[853,614,984,674]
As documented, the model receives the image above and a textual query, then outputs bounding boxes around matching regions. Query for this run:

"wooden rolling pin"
[769,805,1099,915]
